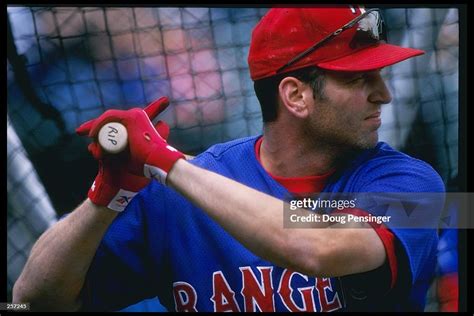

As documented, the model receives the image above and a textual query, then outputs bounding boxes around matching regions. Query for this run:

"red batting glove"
[76,97,185,211]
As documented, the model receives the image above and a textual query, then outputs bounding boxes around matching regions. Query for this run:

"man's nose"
[368,71,392,105]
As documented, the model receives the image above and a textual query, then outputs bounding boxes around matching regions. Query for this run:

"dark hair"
[253,66,326,123]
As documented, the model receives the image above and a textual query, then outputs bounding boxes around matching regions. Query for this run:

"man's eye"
[348,75,364,83]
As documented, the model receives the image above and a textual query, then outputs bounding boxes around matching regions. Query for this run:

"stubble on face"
[303,81,381,152]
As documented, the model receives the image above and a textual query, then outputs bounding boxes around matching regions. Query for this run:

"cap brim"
[317,43,424,72]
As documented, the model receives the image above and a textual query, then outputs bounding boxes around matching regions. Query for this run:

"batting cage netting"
[7,6,460,311]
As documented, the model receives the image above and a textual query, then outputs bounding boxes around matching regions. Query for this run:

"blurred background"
[6,6,461,312]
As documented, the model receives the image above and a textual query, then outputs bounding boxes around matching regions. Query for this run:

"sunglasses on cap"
[276,8,387,74]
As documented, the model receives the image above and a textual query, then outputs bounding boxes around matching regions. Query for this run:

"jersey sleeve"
[436,229,458,312]
[335,207,398,290]
[80,181,170,311]
[351,155,445,310]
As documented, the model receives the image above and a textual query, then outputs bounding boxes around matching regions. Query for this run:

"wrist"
[166,157,188,186]
[79,199,120,230]
[84,198,120,218]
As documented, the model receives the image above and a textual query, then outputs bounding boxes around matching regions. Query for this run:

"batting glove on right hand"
[76,97,185,211]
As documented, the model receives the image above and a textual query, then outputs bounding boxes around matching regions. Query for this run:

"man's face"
[304,69,392,150]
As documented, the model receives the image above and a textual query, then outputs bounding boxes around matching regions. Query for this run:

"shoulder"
[363,142,440,174]
[334,142,445,193]
[195,136,259,160]
[189,136,260,170]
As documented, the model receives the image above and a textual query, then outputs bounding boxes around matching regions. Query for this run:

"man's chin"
[354,135,379,150]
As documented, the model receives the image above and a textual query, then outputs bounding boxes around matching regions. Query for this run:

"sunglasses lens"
[360,11,381,39]
[350,10,386,48]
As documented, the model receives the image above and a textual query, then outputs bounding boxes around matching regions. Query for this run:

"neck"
[260,124,344,178]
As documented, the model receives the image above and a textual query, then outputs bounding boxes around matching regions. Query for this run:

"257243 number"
[0,303,30,311]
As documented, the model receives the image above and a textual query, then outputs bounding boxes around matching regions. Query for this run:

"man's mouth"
[365,111,381,120]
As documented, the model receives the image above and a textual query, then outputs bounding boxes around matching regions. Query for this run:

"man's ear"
[278,77,311,119]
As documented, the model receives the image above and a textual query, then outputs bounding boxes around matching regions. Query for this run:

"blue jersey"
[81,136,445,312]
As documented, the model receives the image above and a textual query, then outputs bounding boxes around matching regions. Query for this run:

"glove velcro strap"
[145,145,185,184]
[88,179,137,212]
[106,189,138,212]
[143,164,168,185]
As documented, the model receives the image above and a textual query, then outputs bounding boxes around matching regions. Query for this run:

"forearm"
[167,159,326,274]
[167,160,385,277]
[13,199,118,311]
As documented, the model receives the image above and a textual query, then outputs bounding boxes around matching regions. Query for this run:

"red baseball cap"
[248,6,425,81]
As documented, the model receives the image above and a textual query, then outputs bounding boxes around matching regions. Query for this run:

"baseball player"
[13,6,445,312]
